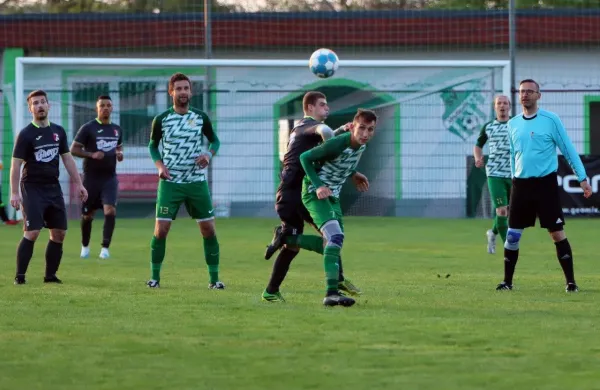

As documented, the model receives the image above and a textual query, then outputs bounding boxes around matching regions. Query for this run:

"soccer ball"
[309,48,339,79]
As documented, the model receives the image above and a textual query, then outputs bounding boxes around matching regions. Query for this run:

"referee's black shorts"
[508,172,565,232]
[275,185,317,236]
[20,182,67,231]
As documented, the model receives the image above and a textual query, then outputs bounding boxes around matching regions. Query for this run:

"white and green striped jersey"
[149,106,220,184]
[476,119,511,178]
[300,132,366,198]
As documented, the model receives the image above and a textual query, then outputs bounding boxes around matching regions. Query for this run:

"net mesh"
[17,61,505,218]
[2,2,597,219]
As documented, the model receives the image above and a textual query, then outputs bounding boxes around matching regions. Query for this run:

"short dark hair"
[169,72,192,93]
[353,108,378,123]
[27,90,48,104]
[303,91,326,112]
[97,95,112,101]
[519,79,540,92]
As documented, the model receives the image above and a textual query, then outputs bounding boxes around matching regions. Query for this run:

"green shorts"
[302,191,344,231]
[156,179,214,221]
[488,176,512,209]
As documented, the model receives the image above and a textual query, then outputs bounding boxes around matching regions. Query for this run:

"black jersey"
[13,122,69,184]
[73,119,123,178]
[279,116,325,190]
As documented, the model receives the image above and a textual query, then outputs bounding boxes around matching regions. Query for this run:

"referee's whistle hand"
[581,181,593,198]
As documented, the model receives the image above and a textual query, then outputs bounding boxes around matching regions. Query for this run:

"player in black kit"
[10,90,88,284]
[261,91,369,302]
[70,95,124,260]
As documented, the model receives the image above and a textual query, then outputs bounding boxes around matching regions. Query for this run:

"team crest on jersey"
[187,119,195,126]
[114,129,119,137]
[53,133,59,142]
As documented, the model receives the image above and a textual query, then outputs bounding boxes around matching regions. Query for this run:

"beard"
[35,112,48,121]
[175,96,189,107]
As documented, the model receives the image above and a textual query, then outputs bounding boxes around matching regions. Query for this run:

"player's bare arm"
[61,153,88,202]
[70,141,104,160]
[9,158,23,210]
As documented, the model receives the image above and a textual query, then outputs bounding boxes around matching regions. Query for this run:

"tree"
[0,0,242,14]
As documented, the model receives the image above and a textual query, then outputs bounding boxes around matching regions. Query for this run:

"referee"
[498,79,592,292]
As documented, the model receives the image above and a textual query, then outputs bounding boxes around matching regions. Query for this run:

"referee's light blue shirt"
[507,109,587,182]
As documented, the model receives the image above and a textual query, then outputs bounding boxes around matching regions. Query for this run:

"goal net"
[13,57,509,219]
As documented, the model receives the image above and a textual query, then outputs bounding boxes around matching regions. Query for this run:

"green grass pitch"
[0,217,599,389]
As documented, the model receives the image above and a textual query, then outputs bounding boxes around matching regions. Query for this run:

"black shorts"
[20,182,67,231]
[508,172,565,232]
[82,175,119,214]
[275,187,317,236]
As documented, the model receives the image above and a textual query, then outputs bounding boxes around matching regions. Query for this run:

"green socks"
[285,234,324,254]
[496,215,508,244]
[204,236,220,284]
[150,236,166,281]
[150,235,220,284]
[323,246,341,293]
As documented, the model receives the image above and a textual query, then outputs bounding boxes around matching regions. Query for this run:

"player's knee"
[50,229,66,243]
[103,205,116,216]
[198,220,216,238]
[283,244,300,252]
[321,220,344,248]
[504,228,523,250]
[154,221,171,239]
[496,206,508,217]
[24,230,40,242]
[327,233,345,248]
[82,213,94,221]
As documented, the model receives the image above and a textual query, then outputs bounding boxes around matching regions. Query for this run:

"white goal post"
[10,57,511,220]
[14,57,511,134]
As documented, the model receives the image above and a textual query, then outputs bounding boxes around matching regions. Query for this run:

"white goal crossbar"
[14,56,511,133]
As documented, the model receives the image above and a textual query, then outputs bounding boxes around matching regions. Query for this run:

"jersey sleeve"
[315,124,335,141]
[12,130,30,160]
[117,126,124,147]
[300,133,351,189]
[148,114,163,162]
[73,123,89,146]
[475,122,489,148]
[201,112,220,155]
[551,115,587,182]
[59,127,69,155]
[508,122,516,177]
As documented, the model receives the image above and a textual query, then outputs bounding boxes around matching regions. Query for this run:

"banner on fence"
[558,155,600,217]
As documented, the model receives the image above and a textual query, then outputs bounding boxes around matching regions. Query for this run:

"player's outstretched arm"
[300,134,350,189]
[333,122,352,137]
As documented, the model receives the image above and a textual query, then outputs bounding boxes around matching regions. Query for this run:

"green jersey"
[300,132,366,198]
[149,106,220,184]
[475,119,511,178]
